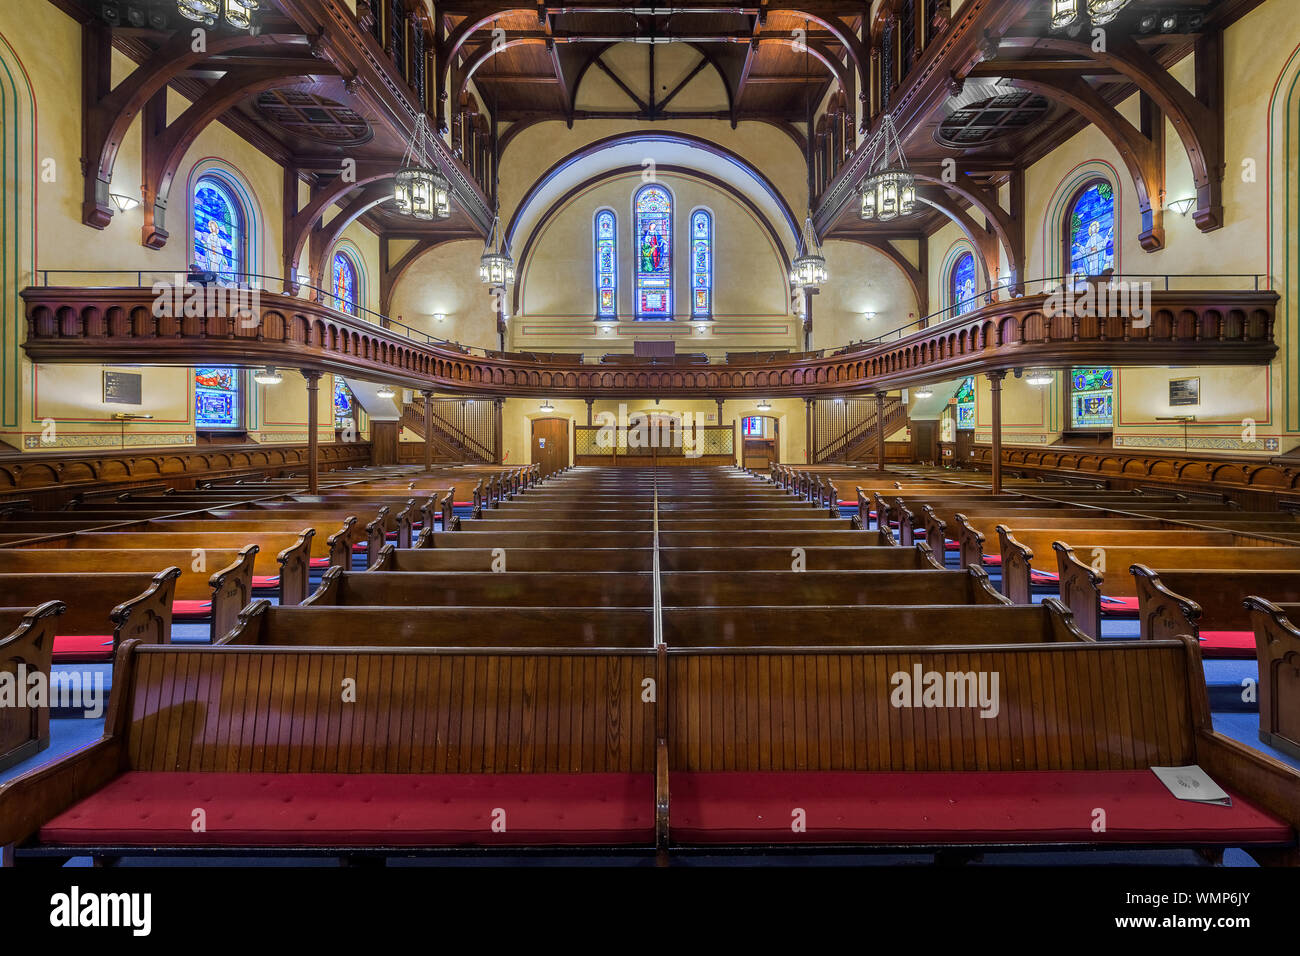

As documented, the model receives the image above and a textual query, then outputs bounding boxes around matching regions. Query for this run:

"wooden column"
[988,371,1006,494]
[493,397,504,464]
[585,398,594,426]
[303,370,322,493]
[875,391,887,471]
[804,398,814,464]
[423,391,434,472]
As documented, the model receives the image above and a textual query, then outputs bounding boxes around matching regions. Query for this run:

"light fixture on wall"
[858,113,916,223]
[861,311,878,320]
[540,400,554,413]
[376,383,396,399]
[1166,197,1196,216]
[110,412,154,421]
[253,366,282,385]
[433,312,447,323]
[109,193,140,213]
[1026,369,1054,386]
[790,213,828,291]
[393,114,452,222]
[601,325,613,334]
[479,215,515,288]
[914,386,933,399]
[756,399,771,411]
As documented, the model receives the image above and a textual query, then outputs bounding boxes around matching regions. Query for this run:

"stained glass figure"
[955,376,976,431]
[1070,367,1114,428]
[334,377,355,431]
[1067,181,1115,277]
[634,185,672,319]
[951,251,976,316]
[332,252,358,315]
[192,176,244,285]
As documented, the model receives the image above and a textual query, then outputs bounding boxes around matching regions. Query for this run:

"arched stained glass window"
[950,251,976,317]
[332,251,359,315]
[690,209,712,318]
[334,377,356,431]
[594,209,617,318]
[194,366,242,429]
[1070,367,1114,429]
[955,376,975,431]
[1066,180,1115,277]
[634,184,672,320]
[192,175,245,284]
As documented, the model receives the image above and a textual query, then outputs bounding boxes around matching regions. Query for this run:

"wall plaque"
[103,370,143,406]
[1169,377,1200,407]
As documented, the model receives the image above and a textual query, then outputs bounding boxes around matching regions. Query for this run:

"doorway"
[531,417,570,476]
[740,414,778,470]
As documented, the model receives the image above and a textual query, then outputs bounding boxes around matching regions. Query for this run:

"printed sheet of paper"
[1151,765,1233,807]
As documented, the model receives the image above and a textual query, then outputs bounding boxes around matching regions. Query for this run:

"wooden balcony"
[22,284,1278,399]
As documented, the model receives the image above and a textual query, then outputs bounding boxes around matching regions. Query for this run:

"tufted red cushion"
[309,558,331,569]
[669,771,1292,845]
[1198,631,1256,659]
[171,600,212,620]
[52,635,114,664]
[1101,596,1140,615]
[40,772,655,847]
[252,575,280,589]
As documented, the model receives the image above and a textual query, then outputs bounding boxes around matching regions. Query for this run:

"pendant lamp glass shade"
[790,214,827,290]
[177,0,219,25]
[393,114,452,221]
[858,114,916,223]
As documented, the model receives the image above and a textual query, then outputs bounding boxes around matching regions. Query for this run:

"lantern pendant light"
[479,215,515,288]
[176,0,219,25]
[858,113,916,224]
[223,0,259,30]
[789,213,828,291]
[393,114,452,222]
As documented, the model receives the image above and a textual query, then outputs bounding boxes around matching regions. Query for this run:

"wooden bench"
[0,602,63,771]
[1241,598,1300,761]
[24,527,346,575]
[305,569,654,608]
[0,570,179,663]
[660,637,1300,863]
[1132,566,1300,657]
[0,641,664,860]
[660,568,1008,607]
[369,543,654,572]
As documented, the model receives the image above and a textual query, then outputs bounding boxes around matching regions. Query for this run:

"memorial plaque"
[1169,377,1200,407]
[103,370,143,406]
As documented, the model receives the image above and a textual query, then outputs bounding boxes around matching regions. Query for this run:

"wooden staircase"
[401,399,497,464]
[813,396,909,463]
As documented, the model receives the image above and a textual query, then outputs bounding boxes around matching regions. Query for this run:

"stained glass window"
[634,184,672,320]
[690,209,712,318]
[332,252,359,315]
[194,366,241,429]
[742,416,768,438]
[594,210,617,318]
[1067,180,1115,277]
[192,176,244,285]
[1070,367,1114,429]
[333,377,355,431]
[950,252,976,317]
[955,376,976,431]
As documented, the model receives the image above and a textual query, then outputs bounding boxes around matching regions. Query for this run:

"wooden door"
[912,421,938,465]
[531,418,569,476]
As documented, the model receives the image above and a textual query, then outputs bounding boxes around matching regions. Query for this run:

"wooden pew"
[1242,598,1300,761]
[660,568,1008,607]
[304,569,654,608]
[1132,566,1300,657]
[0,641,663,861]
[661,637,1300,863]
[0,536,311,608]
[0,570,179,663]
[0,602,63,771]
[369,544,653,572]
[21,527,347,574]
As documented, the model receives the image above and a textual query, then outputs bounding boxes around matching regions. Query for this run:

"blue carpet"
[0,716,103,786]
[1212,712,1300,771]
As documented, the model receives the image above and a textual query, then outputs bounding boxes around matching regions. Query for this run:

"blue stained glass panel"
[1070,366,1114,428]
[634,185,672,319]
[955,376,975,431]
[951,252,976,316]
[332,253,358,315]
[195,366,240,429]
[1068,181,1115,277]
[192,177,243,284]
[595,210,617,317]
[691,210,712,318]
[334,378,355,431]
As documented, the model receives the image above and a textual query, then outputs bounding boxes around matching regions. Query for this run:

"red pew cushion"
[40,772,655,847]
[1030,569,1060,585]
[252,575,280,589]
[982,554,1001,566]
[52,635,114,664]
[945,541,960,552]
[669,771,1291,845]
[1198,631,1256,658]
[1101,596,1140,615]
[309,558,331,569]
[171,600,212,620]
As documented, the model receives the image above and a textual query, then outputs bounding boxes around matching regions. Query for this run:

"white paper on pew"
[1150,765,1232,807]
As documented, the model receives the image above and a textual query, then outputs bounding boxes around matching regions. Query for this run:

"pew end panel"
[1054,543,1103,641]
[0,601,64,771]
[275,530,315,606]
[206,545,257,644]
[325,516,359,569]
[111,567,181,651]
[1131,565,1204,643]
[915,542,945,571]
[1243,597,1300,761]
[894,498,915,546]
[953,513,985,573]
[363,506,391,565]
[368,542,397,572]
[922,505,947,559]
[301,566,343,607]
[995,525,1034,605]
[213,600,273,646]
[874,494,896,546]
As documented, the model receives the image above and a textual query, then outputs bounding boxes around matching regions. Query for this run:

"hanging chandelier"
[176,0,258,29]
[253,366,281,385]
[1050,0,1133,32]
[859,113,916,223]
[789,213,828,291]
[1026,369,1054,386]
[393,114,452,222]
[479,215,515,288]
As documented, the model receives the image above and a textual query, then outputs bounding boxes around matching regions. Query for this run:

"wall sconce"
[110,193,140,212]
[540,400,554,413]
[601,325,613,334]
[110,412,153,421]
[433,312,447,323]
[376,384,396,399]
[861,311,878,319]
[1166,198,1196,216]
[1026,370,1054,386]
[756,399,771,411]
[253,366,282,385]
[913,387,933,399]
[1156,415,1197,422]
[696,324,708,333]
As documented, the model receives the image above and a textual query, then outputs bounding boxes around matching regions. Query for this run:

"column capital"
[986,369,1008,385]
[300,369,323,384]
